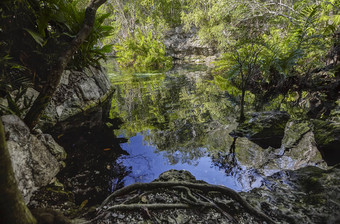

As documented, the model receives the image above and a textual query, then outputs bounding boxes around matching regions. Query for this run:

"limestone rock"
[37,133,67,161]
[242,165,340,224]
[282,120,312,149]
[164,26,218,66]
[233,111,290,148]
[41,66,113,130]
[1,115,65,203]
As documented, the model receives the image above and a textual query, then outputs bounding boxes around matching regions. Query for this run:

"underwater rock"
[154,169,202,183]
[233,111,290,148]
[1,115,65,203]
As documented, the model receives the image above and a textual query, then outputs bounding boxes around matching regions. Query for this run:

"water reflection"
[109,65,325,192]
[118,133,241,190]
[109,66,252,190]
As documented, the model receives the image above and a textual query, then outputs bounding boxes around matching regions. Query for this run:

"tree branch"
[24,0,106,129]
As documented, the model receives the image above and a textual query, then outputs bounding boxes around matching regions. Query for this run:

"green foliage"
[0,0,113,116]
[97,0,185,49]
[0,0,113,77]
[211,0,339,116]
[0,52,34,117]
[115,28,172,72]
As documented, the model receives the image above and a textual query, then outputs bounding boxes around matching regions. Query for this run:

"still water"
[109,66,265,192]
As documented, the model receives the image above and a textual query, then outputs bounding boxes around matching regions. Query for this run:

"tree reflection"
[110,67,239,164]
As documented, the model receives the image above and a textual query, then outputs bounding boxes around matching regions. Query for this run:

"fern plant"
[115,27,172,72]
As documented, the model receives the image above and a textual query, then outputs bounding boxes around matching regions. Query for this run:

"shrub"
[115,27,172,73]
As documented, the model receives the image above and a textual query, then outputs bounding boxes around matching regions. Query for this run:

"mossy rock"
[243,165,340,223]
[313,119,340,165]
[282,120,312,149]
[233,111,290,148]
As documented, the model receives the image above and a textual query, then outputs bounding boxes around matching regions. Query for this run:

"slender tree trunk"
[239,88,246,123]
[239,68,246,123]
[0,119,37,224]
[24,0,107,129]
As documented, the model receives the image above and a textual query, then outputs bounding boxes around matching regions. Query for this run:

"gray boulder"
[1,115,66,203]
[41,66,113,130]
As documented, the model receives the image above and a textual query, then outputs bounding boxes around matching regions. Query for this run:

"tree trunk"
[0,119,37,224]
[24,0,107,129]
[239,86,246,123]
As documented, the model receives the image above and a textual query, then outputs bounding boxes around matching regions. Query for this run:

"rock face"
[233,111,290,148]
[1,115,66,203]
[217,117,327,191]
[41,66,113,130]
[313,119,340,165]
[243,165,340,224]
[93,168,340,224]
[164,26,218,65]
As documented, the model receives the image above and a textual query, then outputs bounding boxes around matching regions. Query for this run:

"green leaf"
[100,44,114,53]
[23,28,45,47]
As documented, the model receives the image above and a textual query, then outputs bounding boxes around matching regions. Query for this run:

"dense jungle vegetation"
[1,0,339,121]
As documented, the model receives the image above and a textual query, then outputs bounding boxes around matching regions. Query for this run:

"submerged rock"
[154,169,202,183]
[233,111,290,148]
[1,115,66,203]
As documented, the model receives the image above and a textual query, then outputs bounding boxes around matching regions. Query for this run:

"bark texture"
[24,0,107,129]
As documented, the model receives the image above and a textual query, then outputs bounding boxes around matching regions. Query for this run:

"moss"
[313,119,340,146]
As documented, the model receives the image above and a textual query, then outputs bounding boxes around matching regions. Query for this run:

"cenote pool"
[108,65,281,192]
[56,64,328,206]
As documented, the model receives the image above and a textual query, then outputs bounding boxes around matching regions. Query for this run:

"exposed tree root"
[107,203,203,210]
[99,181,276,224]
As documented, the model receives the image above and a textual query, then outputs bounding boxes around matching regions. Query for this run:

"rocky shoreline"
[1,62,339,223]
[1,65,114,205]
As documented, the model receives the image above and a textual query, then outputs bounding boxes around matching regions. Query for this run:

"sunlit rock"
[164,26,218,66]
[282,120,312,149]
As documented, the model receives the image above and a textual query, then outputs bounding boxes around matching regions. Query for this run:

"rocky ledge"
[1,66,113,204]
[42,66,113,130]
[88,168,340,224]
